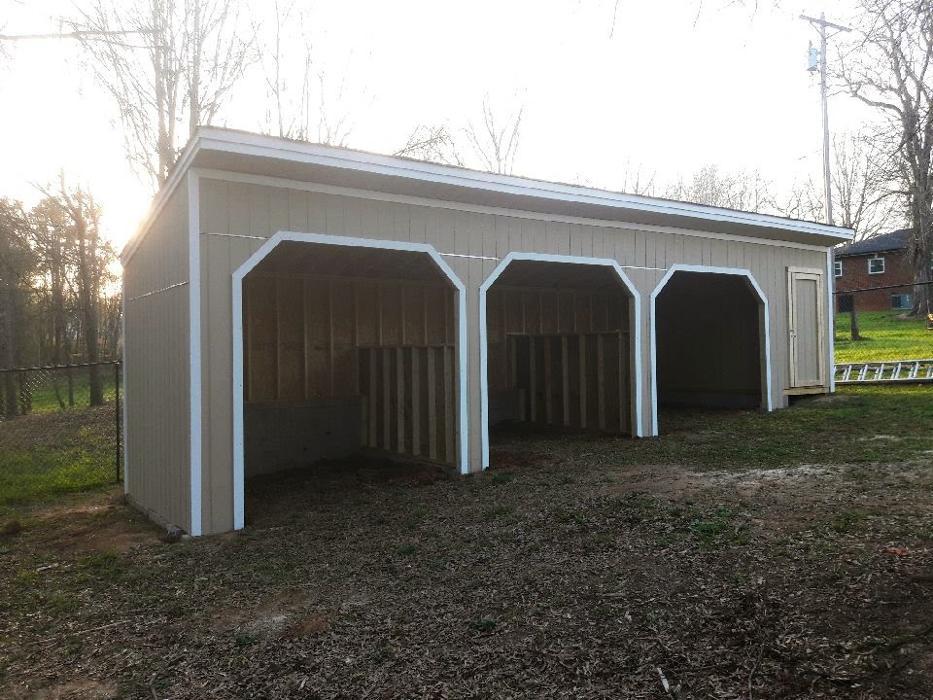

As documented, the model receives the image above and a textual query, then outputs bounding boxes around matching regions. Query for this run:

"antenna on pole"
[800,12,851,227]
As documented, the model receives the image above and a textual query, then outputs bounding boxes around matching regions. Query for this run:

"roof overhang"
[121,127,855,263]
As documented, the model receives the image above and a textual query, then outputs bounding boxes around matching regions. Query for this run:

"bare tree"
[838,0,933,315]
[778,133,899,237]
[261,1,353,145]
[465,97,524,175]
[617,161,658,197]
[665,165,775,212]
[73,0,255,186]
[395,124,464,165]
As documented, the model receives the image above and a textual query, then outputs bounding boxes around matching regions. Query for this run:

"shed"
[121,128,853,535]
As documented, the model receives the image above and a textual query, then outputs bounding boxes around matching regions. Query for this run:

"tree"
[465,98,524,175]
[665,165,775,212]
[838,0,933,315]
[73,0,255,186]
[260,0,354,146]
[395,125,464,165]
[396,98,524,175]
[34,179,117,406]
[0,199,33,416]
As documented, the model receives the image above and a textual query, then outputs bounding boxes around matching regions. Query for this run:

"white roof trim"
[122,128,854,264]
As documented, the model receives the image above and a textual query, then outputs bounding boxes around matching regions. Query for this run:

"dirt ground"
[2,397,933,698]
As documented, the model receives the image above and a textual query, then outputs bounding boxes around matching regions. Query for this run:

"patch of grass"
[689,506,749,549]
[470,618,497,633]
[0,405,118,507]
[79,551,124,580]
[829,509,869,534]
[234,632,258,647]
[24,372,118,415]
[395,543,418,557]
[589,386,933,471]
[834,311,930,363]
[489,471,515,485]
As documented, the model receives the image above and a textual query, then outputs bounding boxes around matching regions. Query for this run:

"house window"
[833,260,842,278]
[891,293,912,310]
[868,256,885,274]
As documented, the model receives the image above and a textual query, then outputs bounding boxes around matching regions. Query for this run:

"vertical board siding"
[195,175,831,533]
[124,186,191,532]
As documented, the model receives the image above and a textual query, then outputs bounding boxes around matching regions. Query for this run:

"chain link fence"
[0,361,121,505]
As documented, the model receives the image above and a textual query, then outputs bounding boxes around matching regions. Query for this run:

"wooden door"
[787,268,826,388]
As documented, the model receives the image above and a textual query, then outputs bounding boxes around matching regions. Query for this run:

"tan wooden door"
[787,267,826,388]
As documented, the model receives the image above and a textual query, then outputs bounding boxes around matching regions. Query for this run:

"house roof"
[834,228,912,258]
[122,127,855,263]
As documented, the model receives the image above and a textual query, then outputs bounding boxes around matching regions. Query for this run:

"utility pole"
[801,12,850,226]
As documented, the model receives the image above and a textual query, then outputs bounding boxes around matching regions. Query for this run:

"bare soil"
[2,414,933,698]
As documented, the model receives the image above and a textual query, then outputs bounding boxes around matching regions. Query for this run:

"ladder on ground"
[835,359,933,385]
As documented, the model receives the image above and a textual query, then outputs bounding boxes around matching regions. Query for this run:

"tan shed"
[121,128,853,535]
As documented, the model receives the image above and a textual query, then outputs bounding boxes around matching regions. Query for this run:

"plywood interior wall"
[655,272,762,408]
[243,272,457,466]
[486,285,632,435]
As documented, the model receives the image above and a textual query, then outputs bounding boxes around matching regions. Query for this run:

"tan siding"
[196,175,833,534]
[124,186,190,532]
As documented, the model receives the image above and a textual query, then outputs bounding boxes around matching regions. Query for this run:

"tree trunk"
[1,284,17,417]
[75,214,104,406]
[849,296,862,341]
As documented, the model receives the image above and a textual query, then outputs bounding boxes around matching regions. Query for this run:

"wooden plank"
[562,335,570,427]
[397,346,406,454]
[529,336,537,422]
[544,336,553,424]
[579,334,587,429]
[328,279,335,396]
[427,347,437,460]
[275,278,282,400]
[368,349,378,447]
[597,333,606,430]
[382,348,391,450]
[618,332,627,433]
[303,278,310,400]
[444,346,454,464]
[411,347,421,456]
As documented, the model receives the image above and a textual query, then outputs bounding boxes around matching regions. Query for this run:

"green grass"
[834,311,931,363]
[24,371,118,415]
[0,404,118,510]
[500,386,933,472]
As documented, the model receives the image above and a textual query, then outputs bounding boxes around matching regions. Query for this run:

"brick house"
[834,228,914,313]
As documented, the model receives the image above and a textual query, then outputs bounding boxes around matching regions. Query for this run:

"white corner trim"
[121,277,129,496]
[648,264,773,436]
[188,172,203,536]
[231,231,470,531]
[478,252,645,470]
[825,250,836,393]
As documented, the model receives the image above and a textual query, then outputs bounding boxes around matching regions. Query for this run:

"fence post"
[115,362,121,483]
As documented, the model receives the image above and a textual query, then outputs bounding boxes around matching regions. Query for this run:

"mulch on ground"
[2,402,933,698]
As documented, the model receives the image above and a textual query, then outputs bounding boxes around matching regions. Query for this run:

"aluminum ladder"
[835,358,933,385]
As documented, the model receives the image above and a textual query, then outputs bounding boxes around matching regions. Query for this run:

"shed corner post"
[188,169,204,537]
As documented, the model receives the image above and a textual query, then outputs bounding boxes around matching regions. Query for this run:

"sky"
[0,0,877,250]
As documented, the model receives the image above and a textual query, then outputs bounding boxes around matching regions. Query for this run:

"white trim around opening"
[478,252,645,470]
[231,231,469,531]
[649,264,773,436]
